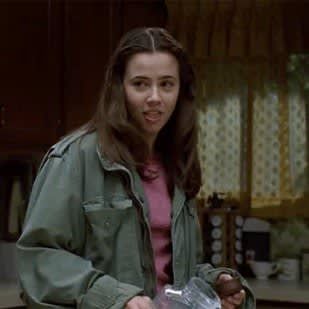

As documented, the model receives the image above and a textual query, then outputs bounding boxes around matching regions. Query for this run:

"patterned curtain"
[196,56,308,208]
[251,56,308,208]
[165,0,309,209]
[196,61,248,201]
[287,56,308,198]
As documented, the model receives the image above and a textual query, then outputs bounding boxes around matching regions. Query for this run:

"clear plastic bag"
[153,277,221,309]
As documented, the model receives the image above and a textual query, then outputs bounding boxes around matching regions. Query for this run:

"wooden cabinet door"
[0,1,62,149]
[0,0,167,149]
[63,0,167,133]
[63,0,118,132]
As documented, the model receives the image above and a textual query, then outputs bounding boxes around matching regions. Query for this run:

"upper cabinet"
[0,0,167,152]
[0,1,62,149]
[63,0,167,132]
[63,0,120,133]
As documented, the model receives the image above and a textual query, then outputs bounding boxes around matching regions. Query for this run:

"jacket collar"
[96,145,186,221]
[96,145,149,216]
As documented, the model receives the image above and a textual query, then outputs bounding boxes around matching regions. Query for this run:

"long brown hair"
[86,27,201,198]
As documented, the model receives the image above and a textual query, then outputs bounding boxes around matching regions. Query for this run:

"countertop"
[246,278,309,304]
[0,282,24,308]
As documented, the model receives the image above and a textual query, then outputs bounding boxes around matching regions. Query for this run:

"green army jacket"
[17,130,255,308]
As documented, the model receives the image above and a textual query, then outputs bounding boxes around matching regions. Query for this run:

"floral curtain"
[197,57,308,209]
[250,58,308,208]
[196,61,248,201]
[165,0,308,210]
[287,56,308,197]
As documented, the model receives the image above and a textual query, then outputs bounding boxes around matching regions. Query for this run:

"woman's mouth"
[143,111,162,122]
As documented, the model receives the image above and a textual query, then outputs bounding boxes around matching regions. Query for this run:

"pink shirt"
[141,158,172,292]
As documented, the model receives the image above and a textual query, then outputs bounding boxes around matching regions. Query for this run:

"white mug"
[249,261,278,280]
[277,258,300,281]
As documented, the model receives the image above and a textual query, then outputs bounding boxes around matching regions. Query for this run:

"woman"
[17,28,254,308]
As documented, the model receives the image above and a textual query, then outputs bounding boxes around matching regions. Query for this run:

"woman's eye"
[132,81,148,88]
[161,81,174,89]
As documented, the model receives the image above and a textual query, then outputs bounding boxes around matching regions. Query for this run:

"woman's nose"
[147,86,161,103]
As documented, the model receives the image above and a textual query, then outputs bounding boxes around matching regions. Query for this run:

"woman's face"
[123,51,180,148]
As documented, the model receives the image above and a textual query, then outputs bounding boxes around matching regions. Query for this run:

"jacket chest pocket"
[82,198,139,263]
[83,198,136,236]
[82,197,145,287]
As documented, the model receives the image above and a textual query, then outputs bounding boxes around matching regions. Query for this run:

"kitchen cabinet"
[63,0,166,132]
[0,0,167,152]
[62,0,116,132]
[0,1,62,149]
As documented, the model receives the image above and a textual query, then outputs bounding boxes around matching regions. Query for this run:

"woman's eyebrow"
[158,75,177,80]
[129,75,177,80]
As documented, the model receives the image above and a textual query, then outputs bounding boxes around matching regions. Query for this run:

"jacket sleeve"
[16,148,142,308]
[196,264,256,309]
[192,201,256,309]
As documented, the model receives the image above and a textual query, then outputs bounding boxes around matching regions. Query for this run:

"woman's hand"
[216,273,246,309]
[125,296,155,309]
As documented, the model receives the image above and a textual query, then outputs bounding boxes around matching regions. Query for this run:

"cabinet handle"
[0,104,5,127]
